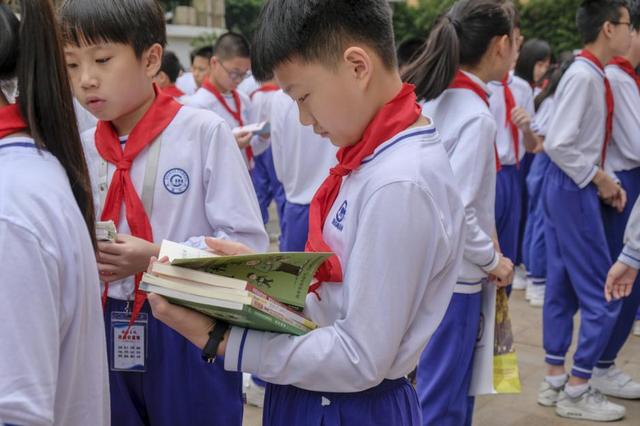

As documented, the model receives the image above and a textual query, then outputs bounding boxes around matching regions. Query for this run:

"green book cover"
[160,293,309,336]
[171,251,332,309]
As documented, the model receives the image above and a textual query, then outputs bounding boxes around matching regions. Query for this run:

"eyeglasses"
[610,21,633,30]
[219,62,251,81]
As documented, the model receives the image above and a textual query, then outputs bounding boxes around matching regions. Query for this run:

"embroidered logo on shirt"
[163,168,190,194]
[331,200,348,231]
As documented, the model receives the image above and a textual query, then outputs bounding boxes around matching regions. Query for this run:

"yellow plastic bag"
[493,287,522,393]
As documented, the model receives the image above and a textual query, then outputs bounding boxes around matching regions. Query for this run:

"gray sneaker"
[591,367,640,399]
[538,379,563,406]
[555,387,626,421]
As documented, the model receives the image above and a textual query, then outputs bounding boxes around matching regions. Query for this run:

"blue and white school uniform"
[542,57,620,379]
[82,106,269,426]
[523,97,555,288]
[249,89,285,225]
[270,91,338,251]
[489,75,535,269]
[0,136,110,426]
[597,62,640,369]
[222,125,465,426]
[184,85,256,166]
[419,71,498,426]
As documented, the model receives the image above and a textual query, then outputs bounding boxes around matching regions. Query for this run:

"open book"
[140,240,332,335]
[232,121,270,137]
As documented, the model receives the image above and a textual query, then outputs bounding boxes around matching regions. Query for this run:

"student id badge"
[111,311,148,372]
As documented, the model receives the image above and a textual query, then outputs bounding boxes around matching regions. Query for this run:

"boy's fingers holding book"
[205,237,255,256]
[148,293,214,349]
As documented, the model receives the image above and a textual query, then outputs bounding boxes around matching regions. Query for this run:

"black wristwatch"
[202,320,229,363]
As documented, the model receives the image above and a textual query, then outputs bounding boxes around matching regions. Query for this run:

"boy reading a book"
[147,0,466,424]
[59,0,268,424]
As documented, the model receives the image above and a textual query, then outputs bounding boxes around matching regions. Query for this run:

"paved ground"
[242,208,640,425]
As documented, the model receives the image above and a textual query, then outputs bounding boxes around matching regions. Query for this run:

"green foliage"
[190,32,219,48]
[517,0,582,56]
[392,0,454,45]
[225,0,264,41]
[392,0,582,57]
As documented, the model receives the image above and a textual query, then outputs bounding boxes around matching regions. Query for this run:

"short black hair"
[160,51,183,83]
[397,37,426,69]
[251,0,397,81]
[629,0,640,28]
[514,38,551,84]
[191,45,214,64]
[59,0,166,58]
[213,32,250,61]
[576,0,630,44]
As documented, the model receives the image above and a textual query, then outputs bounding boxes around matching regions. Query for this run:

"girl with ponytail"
[0,1,109,424]
[404,1,517,424]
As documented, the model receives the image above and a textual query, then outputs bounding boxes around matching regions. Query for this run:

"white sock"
[593,366,612,377]
[565,382,589,398]
[546,374,568,388]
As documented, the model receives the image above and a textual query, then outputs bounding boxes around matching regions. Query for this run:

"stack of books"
[141,240,332,335]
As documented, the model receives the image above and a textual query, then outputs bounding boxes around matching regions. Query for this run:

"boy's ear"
[144,43,163,78]
[343,46,373,86]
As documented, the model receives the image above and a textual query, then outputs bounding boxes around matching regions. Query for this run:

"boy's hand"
[488,254,514,287]
[609,187,627,213]
[148,293,218,351]
[97,234,160,282]
[593,170,622,205]
[235,131,252,149]
[511,107,531,131]
[604,261,638,302]
[205,237,255,256]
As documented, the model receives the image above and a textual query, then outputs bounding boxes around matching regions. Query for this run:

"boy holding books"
[59,0,268,424]
[147,0,466,424]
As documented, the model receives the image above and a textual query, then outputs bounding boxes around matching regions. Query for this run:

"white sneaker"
[512,265,527,291]
[555,387,626,421]
[529,284,545,308]
[633,320,640,336]
[591,367,640,399]
[538,379,563,406]
[244,376,266,408]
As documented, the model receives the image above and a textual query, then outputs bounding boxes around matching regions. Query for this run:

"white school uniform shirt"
[531,96,555,137]
[224,124,466,392]
[423,71,499,284]
[620,196,640,269]
[82,106,268,300]
[545,57,613,188]
[0,136,109,426]
[489,73,535,165]
[270,91,338,205]
[176,72,197,96]
[238,75,260,96]
[247,89,277,157]
[185,86,254,166]
[604,64,640,173]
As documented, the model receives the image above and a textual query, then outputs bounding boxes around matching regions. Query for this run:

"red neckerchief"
[578,49,614,167]
[162,84,185,98]
[609,56,640,93]
[0,104,28,139]
[305,83,421,296]
[95,84,182,324]
[501,76,520,168]
[449,70,501,171]
[202,79,254,165]
[250,83,279,100]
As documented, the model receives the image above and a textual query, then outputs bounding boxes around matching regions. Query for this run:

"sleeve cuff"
[619,245,640,270]
[223,327,265,374]
[576,165,599,189]
[480,250,500,273]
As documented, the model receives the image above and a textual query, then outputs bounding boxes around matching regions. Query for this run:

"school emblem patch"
[331,200,348,231]
[163,168,189,194]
